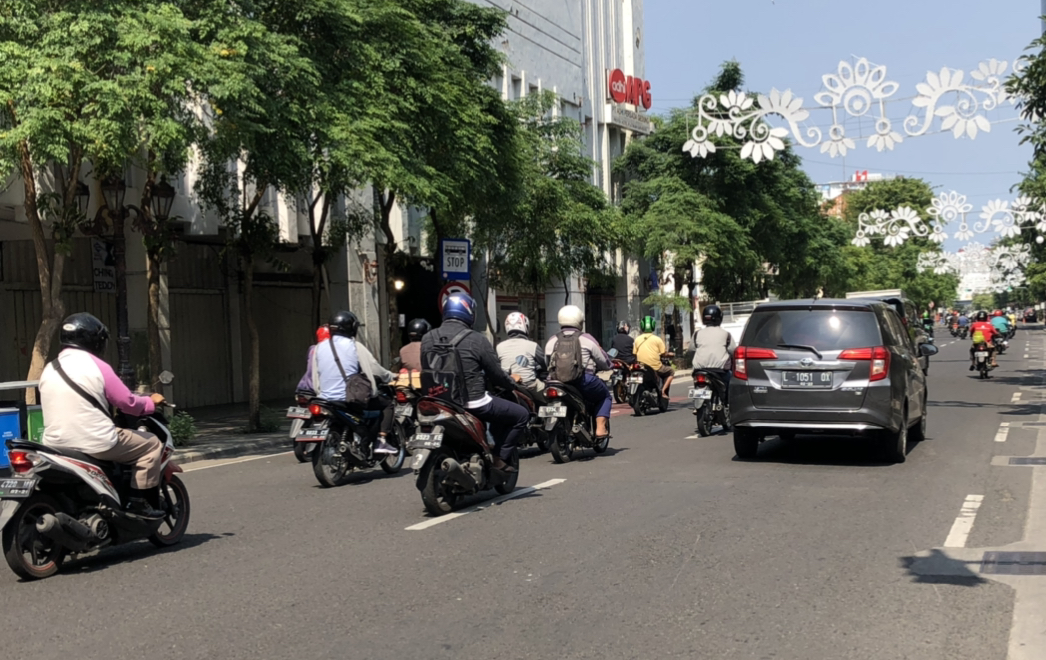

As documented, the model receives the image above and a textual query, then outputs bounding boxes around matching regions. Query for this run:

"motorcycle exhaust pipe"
[439,457,478,490]
[36,513,93,552]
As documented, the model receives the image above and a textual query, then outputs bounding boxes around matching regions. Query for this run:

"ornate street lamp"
[151,176,176,220]
[75,181,90,216]
[101,175,127,212]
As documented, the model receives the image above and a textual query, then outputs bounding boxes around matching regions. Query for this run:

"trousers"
[575,373,613,419]
[91,429,163,489]
[471,396,529,460]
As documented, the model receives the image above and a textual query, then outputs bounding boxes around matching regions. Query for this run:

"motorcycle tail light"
[417,399,443,416]
[9,450,36,474]
[309,403,324,416]
[546,387,561,398]
[695,373,707,385]
[395,390,408,404]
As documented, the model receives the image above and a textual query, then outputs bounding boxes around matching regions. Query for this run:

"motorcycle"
[0,371,189,580]
[287,389,319,463]
[609,359,629,404]
[627,360,671,416]
[408,397,519,516]
[690,369,731,437]
[958,325,969,340]
[973,341,992,379]
[537,379,610,464]
[993,335,1008,356]
[301,386,406,488]
[511,385,552,453]
[949,323,960,338]
[392,370,422,456]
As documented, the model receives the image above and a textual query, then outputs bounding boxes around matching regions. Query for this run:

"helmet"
[443,293,476,327]
[975,310,989,322]
[640,316,656,333]
[504,312,530,336]
[407,318,431,341]
[60,312,110,358]
[992,309,1004,317]
[557,305,584,329]
[702,304,723,327]
[329,310,360,338]
[617,320,631,334]
[315,325,330,343]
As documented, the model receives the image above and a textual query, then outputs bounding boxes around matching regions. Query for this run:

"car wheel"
[733,427,760,460]
[884,407,908,464]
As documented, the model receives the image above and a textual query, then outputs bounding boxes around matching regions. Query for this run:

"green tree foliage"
[827,178,959,310]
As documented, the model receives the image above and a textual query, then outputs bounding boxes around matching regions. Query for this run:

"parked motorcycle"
[628,361,670,416]
[690,369,731,437]
[301,386,406,488]
[287,389,319,463]
[973,341,992,379]
[408,397,519,516]
[0,371,189,580]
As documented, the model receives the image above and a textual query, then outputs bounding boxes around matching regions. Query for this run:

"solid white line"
[1013,393,1023,403]
[405,478,566,531]
[944,494,985,548]
[996,423,1011,443]
[183,451,292,472]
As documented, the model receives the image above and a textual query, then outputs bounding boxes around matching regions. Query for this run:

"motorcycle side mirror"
[919,343,939,357]
[158,370,174,385]
[608,348,619,358]
[515,355,531,368]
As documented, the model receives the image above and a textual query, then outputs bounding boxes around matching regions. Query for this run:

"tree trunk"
[311,263,323,329]
[147,251,163,386]
[244,258,261,432]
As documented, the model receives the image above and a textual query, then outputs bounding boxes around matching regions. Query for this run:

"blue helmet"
[442,292,476,327]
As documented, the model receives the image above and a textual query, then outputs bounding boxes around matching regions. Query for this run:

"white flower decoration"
[851,230,870,247]
[883,223,910,247]
[720,91,754,113]
[683,139,716,159]
[815,58,899,115]
[740,127,788,163]
[759,88,810,124]
[928,191,973,223]
[970,59,1008,82]
[867,127,902,152]
[953,222,974,241]
[820,125,855,158]
[929,223,948,244]
[937,107,991,139]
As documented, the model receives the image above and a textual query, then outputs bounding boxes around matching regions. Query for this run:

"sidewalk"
[174,399,291,465]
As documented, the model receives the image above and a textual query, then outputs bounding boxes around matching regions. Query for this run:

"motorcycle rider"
[1007,309,1018,334]
[544,305,613,439]
[970,310,998,370]
[296,325,330,393]
[423,293,526,473]
[399,318,430,372]
[39,313,165,519]
[610,321,636,364]
[991,309,1012,343]
[921,310,935,337]
[497,312,546,391]
[634,315,675,400]
[691,304,735,403]
[315,310,397,455]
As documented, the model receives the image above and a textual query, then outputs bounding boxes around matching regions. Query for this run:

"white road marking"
[943,494,985,548]
[1013,393,1023,403]
[996,423,1011,443]
[1025,354,1031,359]
[405,478,566,530]
[183,451,292,472]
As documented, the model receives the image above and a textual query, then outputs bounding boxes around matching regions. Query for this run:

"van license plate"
[782,371,833,389]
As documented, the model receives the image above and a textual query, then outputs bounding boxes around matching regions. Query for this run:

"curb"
[173,435,289,466]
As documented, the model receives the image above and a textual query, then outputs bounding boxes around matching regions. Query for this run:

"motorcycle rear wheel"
[420,452,459,516]
[696,406,713,437]
[613,382,627,404]
[550,427,575,464]
[149,475,191,547]
[312,436,352,488]
[293,442,314,463]
[630,391,646,417]
[2,493,65,580]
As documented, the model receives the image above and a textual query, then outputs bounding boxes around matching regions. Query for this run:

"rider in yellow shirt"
[634,316,674,399]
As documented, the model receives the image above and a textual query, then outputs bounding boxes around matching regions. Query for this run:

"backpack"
[549,330,585,383]
[421,329,471,405]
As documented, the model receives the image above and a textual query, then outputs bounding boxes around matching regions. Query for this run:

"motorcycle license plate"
[296,428,328,442]
[539,405,567,418]
[975,351,989,358]
[688,388,713,400]
[395,404,412,418]
[286,406,310,420]
[0,478,37,499]
[628,375,644,383]
[409,433,443,450]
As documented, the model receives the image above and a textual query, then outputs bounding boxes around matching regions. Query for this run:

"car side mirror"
[919,343,939,357]
[608,348,619,358]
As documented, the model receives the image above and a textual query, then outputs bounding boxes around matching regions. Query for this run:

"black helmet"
[702,304,724,327]
[407,318,431,341]
[975,310,989,322]
[60,312,110,357]
[617,321,630,334]
[329,310,360,338]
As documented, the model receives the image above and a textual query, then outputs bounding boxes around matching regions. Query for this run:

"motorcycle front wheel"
[149,475,191,547]
[2,493,65,580]
[420,452,459,516]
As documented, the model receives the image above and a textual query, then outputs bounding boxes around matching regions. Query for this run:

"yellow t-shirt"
[634,333,666,369]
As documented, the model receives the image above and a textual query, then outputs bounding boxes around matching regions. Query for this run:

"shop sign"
[609,106,654,134]
[91,239,116,294]
[608,69,652,110]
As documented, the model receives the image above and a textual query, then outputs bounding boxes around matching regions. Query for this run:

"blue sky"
[644,0,1041,249]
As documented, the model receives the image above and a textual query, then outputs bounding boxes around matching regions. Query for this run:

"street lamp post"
[100,175,135,389]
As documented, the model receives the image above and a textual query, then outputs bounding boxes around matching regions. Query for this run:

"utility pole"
[1042,0,1045,35]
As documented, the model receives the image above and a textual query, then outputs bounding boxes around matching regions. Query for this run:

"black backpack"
[549,330,585,383]
[421,329,471,405]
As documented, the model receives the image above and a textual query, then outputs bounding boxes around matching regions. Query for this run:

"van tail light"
[546,387,562,398]
[9,450,37,474]
[733,347,777,381]
[839,346,890,381]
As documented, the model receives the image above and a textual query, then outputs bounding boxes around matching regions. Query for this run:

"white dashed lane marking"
[944,494,985,548]
[405,478,567,531]
[996,423,1011,443]
[1013,393,1023,403]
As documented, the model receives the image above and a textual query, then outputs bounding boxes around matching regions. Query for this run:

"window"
[742,309,882,352]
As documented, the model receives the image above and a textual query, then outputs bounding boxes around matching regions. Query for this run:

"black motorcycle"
[538,380,610,463]
[973,341,992,379]
[609,359,629,404]
[392,373,421,456]
[409,397,519,516]
[993,334,1008,356]
[959,325,969,340]
[302,388,406,488]
[690,369,731,437]
[511,386,552,452]
[627,361,670,416]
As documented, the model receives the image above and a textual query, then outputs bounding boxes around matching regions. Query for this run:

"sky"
[644,0,1042,251]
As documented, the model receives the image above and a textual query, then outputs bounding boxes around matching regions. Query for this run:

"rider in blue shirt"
[957,313,969,327]
[990,311,1011,336]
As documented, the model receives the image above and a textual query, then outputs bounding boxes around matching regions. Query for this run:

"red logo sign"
[608,69,652,110]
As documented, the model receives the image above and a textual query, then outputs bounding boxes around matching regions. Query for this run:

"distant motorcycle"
[973,341,992,379]
[392,371,422,456]
[287,389,319,463]
[627,361,670,416]
[958,325,969,340]
[690,369,731,437]
[609,359,629,404]
[993,335,1008,356]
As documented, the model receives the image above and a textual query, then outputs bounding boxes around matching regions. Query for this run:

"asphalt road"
[2,326,1044,659]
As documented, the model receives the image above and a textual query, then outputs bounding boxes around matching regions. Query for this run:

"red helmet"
[316,325,331,343]
[992,310,1004,317]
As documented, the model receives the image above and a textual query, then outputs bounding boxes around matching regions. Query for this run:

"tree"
[0,1,215,391]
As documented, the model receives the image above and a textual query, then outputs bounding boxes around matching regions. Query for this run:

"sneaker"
[126,497,164,520]
[373,438,398,455]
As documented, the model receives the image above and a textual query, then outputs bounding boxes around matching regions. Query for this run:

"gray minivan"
[728,299,939,463]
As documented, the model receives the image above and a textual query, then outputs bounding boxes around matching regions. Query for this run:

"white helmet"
[558,305,584,329]
[504,312,530,336]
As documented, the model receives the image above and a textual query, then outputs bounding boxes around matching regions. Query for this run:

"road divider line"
[943,494,985,548]
[996,423,1011,443]
[405,478,567,531]
[183,450,292,472]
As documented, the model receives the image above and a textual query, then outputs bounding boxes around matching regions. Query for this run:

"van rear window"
[742,310,882,352]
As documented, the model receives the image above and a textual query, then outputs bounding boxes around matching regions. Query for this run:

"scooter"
[627,360,670,416]
[287,389,319,463]
[690,369,731,437]
[973,341,992,379]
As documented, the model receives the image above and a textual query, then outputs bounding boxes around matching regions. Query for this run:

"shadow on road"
[63,531,233,576]
[311,465,414,489]
[899,548,989,587]
[736,433,928,467]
